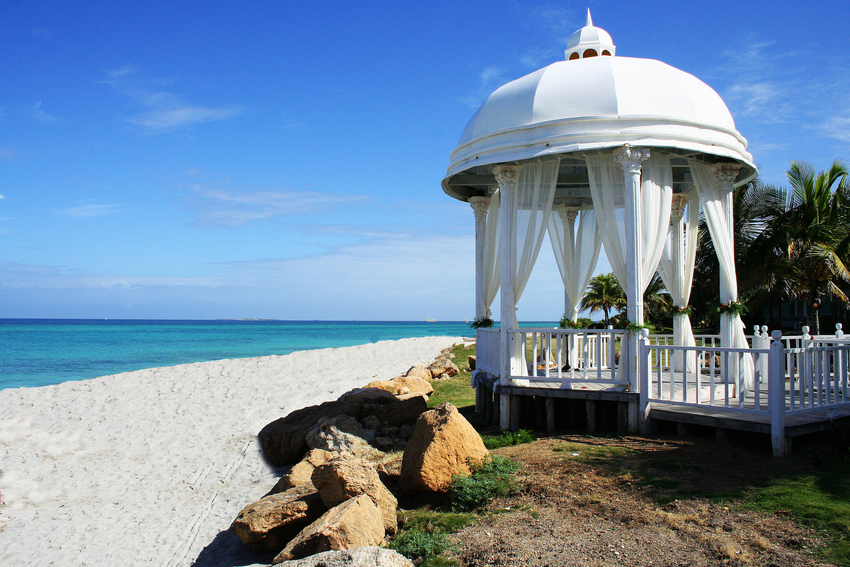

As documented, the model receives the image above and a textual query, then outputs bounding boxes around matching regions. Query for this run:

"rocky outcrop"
[273,495,385,564]
[428,359,460,379]
[311,455,398,533]
[404,364,432,382]
[399,402,489,494]
[230,484,326,551]
[269,449,334,495]
[306,415,378,458]
[373,394,427,427]
[273,546,413,567]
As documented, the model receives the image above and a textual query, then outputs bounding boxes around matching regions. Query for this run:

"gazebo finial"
[565,10,616,60]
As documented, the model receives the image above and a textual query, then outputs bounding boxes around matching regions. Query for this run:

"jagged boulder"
[363,380,409,395]
[273,495,385,564]
[428,359,460,379]
[312,454,398,533]
[306,415,378,458]
[404,364,432,382]
[337,388,399,405]
[273,546,413,567]
[390,376,433,396]
[373,394,427,426]
[399,402,489,494]
[230,484,325,551]
[269,449,335,495]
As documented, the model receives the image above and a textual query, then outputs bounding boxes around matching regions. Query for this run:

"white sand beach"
[0,336,463,567]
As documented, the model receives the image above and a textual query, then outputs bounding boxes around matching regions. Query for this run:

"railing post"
[837,323,844,339]
[769,330,788,456]
[638,328,651,432]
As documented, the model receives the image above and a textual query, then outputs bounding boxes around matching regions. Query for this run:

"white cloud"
[188,184,367,227]
[62,203,122,217]
[0,194,5,199]
[28,101,65,126]
[101,66,245,132]
[819,114,850,142]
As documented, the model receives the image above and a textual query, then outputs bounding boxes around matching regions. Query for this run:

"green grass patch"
[450,455,522,512]
[427,343,476,410]
[482,428,537,449]
[389,510,475,565]
[741,460,850,566]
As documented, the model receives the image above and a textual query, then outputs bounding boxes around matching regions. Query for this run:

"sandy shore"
[0,336,463,567]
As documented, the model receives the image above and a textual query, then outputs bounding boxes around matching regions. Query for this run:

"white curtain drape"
[586,154,627,284]
[657,192,699,373]
[586,152,672,303]
[548,207,602,322]
[508,159,560,375]
[482,188,500,318]
[690,160,754,390]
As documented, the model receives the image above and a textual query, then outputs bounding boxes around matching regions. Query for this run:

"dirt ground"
[444,434,835,567]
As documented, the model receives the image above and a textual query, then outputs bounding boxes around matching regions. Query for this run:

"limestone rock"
[273,495,385,563]
[389,376,433,396]
[337,388,399,405]
[312,454,398,533]
[361,414,381,431]
[306,415,377,457]
[259,399,366,466]
[363,380,409,395]
[230,484,325,551]
[428,359,460,379]
[399,402,489,494]
[273,546,413,567]
[468,355,477,371]
[269,449,335,494]
[374,394,427,426]
[404,364,432,382]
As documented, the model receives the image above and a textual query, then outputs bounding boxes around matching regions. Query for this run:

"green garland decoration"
[624,321,651,333]
[470,317,493,329]
[673,305,693,316]
[716,301,748,317]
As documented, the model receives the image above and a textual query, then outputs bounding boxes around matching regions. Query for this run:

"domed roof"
[443,17,757,201]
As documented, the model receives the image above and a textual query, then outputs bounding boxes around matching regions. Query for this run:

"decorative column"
[563,207,579,320]
[493,164,520,431]
[669,194,688,371]
[469,195,491,321]
[615,145,650,391]
[711,162,741,350]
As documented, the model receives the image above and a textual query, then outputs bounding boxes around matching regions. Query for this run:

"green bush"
[482,428,536,449]
[450,456,521,511]
[389,529,456,560]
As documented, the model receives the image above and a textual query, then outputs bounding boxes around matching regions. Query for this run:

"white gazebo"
[443,12,759,431]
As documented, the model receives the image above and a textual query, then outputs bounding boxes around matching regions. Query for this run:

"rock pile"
[230,347,488,565]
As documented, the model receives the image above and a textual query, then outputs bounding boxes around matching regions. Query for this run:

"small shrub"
[450,456,521,511]
[482,428,536,449]
[389,529,456,560]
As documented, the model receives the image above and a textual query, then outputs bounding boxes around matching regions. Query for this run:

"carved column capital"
[492,164,520,192]
[468,196,491,221]
[564,206,579,225]
[614,144,650,174]
[710,162,741,187]
[670,194,687,222]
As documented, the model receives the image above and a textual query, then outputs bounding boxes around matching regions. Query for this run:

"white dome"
[444,55,757,199]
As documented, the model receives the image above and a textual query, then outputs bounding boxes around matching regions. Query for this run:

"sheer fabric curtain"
[482,188,500,318]
[587,152,672,302]
[586,154,627,285]
[509,159,560,375]
[690,160,754,390]
[657,192,699,373]
[548,207,602,322]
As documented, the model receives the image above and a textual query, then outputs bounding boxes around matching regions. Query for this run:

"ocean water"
[0,319,480,391]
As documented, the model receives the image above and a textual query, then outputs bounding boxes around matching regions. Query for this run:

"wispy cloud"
[0,194,5,199]
[28,101,65,126]
[187,184,367,227]
[62,202,122,217]
[819,115,850,142]
[101,65,245,132]
[458,66,507,109]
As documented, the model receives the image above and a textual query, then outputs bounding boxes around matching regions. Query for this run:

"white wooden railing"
[474,327,500,377]
[639,328,850,456]
[509,327,628,386]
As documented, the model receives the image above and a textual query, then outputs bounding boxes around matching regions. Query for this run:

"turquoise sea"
[0,319,482,391]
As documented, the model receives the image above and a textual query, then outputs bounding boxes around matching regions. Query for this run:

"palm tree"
[772,160,850,334]
[580,273,625,325]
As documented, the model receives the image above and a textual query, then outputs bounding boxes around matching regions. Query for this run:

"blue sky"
[1,1,848,320]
